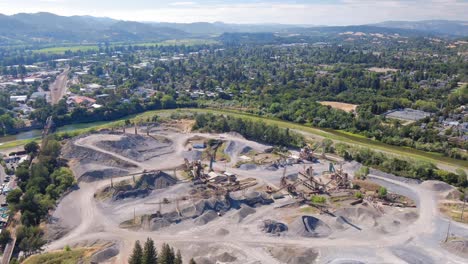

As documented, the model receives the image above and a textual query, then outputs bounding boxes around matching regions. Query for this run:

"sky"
[0,0,467,25]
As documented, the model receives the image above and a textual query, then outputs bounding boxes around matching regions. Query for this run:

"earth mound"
[443,239,468,258]
[259,219,288,235]
[268,246,318,264]
[290,215,332,238]
[421,180,453,192]
[96,134,173,162]
[215,228,230,236]
[231,205,256,223]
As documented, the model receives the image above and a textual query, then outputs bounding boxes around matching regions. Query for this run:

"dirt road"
[50,68,69,105]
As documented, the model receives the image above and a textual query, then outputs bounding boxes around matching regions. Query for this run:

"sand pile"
[391,247,435,264]
[194,211,219,225]
[231,205,256,223]
[239,163,257,170]
[268,246,318,264]
[290,216,332,238]
[230,191,273,207]
[215,228,229,236]
[79,165,129,182]
[443,239,468,258]
[182,150,202,161]
[216,252,237,262]
[149,217,172,231]
[334,206,418,234]
[97,134,173,162]
[90,244,119,263]
[62,137,137,180]
[327,260,365,264]
[259,220,288,235]
[421,180,454,192]
[333,207,380,230]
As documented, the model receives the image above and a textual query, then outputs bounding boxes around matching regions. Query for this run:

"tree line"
[129,238,196,264]
[6,139,76,256]
[192,113,305,148]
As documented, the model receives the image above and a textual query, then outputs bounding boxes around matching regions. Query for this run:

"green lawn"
[23,248,93,264]
[31,39,219,54]
[33,45,99,54]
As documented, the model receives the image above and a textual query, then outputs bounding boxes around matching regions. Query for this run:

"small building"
[208,172,228,183]
[192,142,206,149]
[30,92,48,101]
[10,95,28,103]
[67,96,96,106]
[86,83,102,90]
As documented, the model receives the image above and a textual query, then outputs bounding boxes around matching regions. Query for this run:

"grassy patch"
[22,247,99,264]
[158,39,219,46]
[299,206,320,214]
[215,142,231,162]
[33,45,99,54]
[440,202,468,224]
[0,138,40,150]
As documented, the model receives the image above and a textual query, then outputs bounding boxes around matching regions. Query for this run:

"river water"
[0,121,110,145]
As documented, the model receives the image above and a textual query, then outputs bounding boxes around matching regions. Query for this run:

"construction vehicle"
[184,158,204,181]
[299,145,316,162]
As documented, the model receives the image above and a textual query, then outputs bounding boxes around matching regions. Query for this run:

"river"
[0,121,111,145]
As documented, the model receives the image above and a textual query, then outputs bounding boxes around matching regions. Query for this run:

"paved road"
[0,163,7,205]
[50,68,70,105]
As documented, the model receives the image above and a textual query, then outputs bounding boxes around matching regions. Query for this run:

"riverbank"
[0,108,466,171]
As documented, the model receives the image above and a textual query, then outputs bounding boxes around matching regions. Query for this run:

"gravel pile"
[239,163,257,170]
[231,205,256,223]
[97,134,173,162]
[259,219,288,235]
[289,216,332,238]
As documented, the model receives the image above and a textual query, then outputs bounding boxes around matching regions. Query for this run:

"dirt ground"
[318,101,358,113]
[43,124,468,264]
[367,67,399,73]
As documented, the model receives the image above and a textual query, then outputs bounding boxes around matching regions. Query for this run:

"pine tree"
[189,258,197,264]
[174,249,182,264]
[168,246,175,264]
[129,240,143,264]
[158,243,175,264]
[142,238,158,264]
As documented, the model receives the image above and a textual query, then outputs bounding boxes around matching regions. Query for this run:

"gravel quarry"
[44,124,468,264]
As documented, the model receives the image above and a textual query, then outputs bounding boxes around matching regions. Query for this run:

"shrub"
[311,195,326,204]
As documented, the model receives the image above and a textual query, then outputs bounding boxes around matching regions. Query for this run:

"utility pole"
[445,218,452,242]
[461,197,466,222]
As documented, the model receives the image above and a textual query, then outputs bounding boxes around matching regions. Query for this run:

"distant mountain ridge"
[0,12,188,45]
[0,12,466,45]
[371,20,468,37]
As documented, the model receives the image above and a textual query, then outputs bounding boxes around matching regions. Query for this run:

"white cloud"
[0,0,466,25]
[168,1,197,6]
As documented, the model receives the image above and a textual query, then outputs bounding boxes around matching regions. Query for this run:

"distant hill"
[0,12,188,45]
[0,13,466,46]
[371,20,468,37]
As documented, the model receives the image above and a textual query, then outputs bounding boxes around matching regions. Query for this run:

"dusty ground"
[318,101,358,113]
[367,67,399,73]
[44,124,468,264]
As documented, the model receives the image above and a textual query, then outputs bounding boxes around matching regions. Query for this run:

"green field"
[23,248,96,264]
[1,108,466,170]
[31,39,219,54]
[33,45,99,54]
